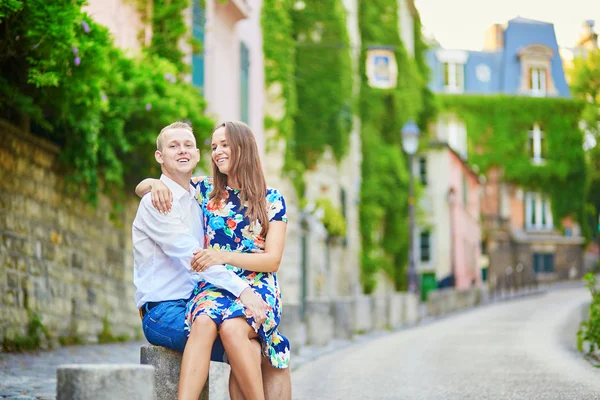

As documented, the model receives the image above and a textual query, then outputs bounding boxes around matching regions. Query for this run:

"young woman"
[137,121,290,400]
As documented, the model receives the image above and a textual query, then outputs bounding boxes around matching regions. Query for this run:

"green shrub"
[2,310,52,352]
[0,0,213,204]
[577,273,600,358]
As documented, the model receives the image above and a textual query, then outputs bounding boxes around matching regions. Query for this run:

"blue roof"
[426,17,571,98]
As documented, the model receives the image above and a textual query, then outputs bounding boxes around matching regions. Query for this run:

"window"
[240,42,250,124]
[438,114,468,159]
[528,124,544,164]
[529,67,547,96]
[420,230,431,262]
[533,253,554,273]
[444,62,464,92]
[418,157,427,185]
[192,1,206,93]
[525,192,553,230]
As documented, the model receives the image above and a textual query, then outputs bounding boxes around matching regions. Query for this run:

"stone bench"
[57,364,155,400]
[141,344,209,400]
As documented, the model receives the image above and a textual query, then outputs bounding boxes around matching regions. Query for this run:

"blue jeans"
[141,299,227,362]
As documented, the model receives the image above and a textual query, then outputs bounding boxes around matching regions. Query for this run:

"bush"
[577,273,600,359]
[0,0,213,203]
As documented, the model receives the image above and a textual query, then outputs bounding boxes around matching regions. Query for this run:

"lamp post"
[401,120,420,295]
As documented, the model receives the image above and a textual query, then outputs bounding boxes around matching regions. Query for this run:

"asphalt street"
[292,288,599,400]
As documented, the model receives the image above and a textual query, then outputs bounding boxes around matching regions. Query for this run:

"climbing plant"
[438,94,587,230]
[358,0,429,293]
[261,0,302,193]
[291,0,353,168]
[0,0,213,203]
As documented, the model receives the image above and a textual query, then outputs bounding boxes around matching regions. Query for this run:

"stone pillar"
[353,295,374,334]
[332,297,354,339]
[57,364,155,400]
[279,303,306,354]
[140,345,208,400]
[388,293,404,328]
[305,298,333,346]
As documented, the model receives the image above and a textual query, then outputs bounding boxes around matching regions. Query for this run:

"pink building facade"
[416,135,482,297]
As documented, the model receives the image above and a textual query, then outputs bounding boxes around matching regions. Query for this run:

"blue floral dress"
[184,176,290,369]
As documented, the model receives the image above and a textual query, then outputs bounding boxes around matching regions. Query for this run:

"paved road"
[292,288,599,400]
[1,287,597,400]
[0,340,145,399]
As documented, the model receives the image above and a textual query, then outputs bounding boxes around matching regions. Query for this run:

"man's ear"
[155,150,163,164]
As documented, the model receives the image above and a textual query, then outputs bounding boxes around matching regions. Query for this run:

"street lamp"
[401,120,420,295]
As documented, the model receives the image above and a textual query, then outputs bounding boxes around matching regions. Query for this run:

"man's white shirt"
[132,174,249,308]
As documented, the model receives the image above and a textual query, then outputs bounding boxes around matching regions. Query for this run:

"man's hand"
[239,288,268,326]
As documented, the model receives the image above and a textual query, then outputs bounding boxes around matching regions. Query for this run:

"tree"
[568,49,600,242]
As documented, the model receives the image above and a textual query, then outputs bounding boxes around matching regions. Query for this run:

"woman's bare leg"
[229,338,262,400]
[178,315,218,400]
[220,318,264,400]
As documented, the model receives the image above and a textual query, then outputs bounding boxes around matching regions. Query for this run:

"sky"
[414,0,600,50]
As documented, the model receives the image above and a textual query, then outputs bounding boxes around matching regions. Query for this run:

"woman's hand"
[151,180,173,214]
[191,249,228,271]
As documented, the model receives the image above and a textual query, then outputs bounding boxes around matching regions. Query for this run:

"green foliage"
[0,0,213,203]
[261,0,301,194]
[438,95,587,229]
[577,273,600,360]
[358,0,428,293]
[149,0,199,74]
[567,50,600,244]
[98,314,130,344]
[315,197,347,238]
[291,0,353,168]
[2,310,52,352]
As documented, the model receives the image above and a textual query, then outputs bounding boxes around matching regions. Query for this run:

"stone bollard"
[57,364,155,400]
[305,298,333,346]
[332,297,354,339]
[140,345,208,400]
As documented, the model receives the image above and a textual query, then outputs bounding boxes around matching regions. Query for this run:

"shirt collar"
[160,174,195,201]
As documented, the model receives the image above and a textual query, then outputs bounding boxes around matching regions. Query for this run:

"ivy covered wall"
[291,0,353,170]
[357,0,431,293]
[438,94,587,232]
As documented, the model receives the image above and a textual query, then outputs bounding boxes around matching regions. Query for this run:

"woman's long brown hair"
[209,121,269,236]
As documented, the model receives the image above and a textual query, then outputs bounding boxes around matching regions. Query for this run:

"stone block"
[140,344,208,400]
[279,303,306,354]
[402,293,420,325]
[57,364,155,400]
[353,295,373,334]
[388,293,404,328]
[372,296,389,330]
[332,297,354,339]
[305,298,333,347]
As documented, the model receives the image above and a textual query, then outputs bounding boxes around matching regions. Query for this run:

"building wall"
[448,150,481,289]
[204,1,244,123]
[83,0,146,54]
[421,149,451,281]
[0,121,140,343]
[237,0,267,153]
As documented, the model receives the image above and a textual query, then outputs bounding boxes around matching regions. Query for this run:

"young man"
[132,122,291,399]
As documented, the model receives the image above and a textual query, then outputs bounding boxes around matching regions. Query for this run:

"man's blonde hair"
[157,122,194,151]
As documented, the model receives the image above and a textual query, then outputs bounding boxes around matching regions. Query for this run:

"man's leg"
[141,300,189,352]
[262,357,291,400]
[178,315,218,400]
[220,318,264,400]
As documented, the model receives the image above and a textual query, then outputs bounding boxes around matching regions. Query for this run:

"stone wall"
[0,120,140,344]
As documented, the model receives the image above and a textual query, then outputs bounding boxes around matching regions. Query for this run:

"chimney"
[577,20,598,51]
[484,24,504,51]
